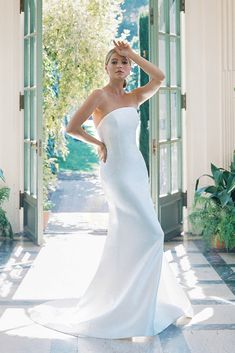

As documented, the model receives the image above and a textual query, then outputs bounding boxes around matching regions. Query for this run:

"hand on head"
[112,39,132,57]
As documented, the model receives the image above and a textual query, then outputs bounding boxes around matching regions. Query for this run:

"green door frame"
[21,0,43,245]
[149,0,185,240]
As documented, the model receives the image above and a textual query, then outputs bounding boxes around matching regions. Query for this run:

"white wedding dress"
[27,107,193,339]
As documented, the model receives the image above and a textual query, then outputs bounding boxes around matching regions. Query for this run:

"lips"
[116,70,124,73]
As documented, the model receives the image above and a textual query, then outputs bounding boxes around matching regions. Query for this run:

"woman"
[27,40,193,339]
[65,39,165,164]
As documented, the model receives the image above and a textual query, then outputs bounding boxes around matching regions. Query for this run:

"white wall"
[221,0,235,168]
[185,0,235,228]
[0,0,23,233]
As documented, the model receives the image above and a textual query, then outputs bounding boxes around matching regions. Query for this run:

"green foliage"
[195,162,235,207]
[43,199,55,211]
[0,169,5,182]
[119,0,149,35]
[217,206,235,250]
[0,169,13,238]
[43,155,58,208]
[43,0,125,204]
[189,160,235,251]
[0,187,10,207]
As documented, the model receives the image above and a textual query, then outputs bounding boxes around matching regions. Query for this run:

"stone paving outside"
[0,172,235,353]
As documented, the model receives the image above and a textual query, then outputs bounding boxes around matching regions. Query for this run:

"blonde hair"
[105,48,132,88]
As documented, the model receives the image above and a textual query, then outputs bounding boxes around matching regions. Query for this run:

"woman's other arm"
[66,89,107,162]
[66,89,103,146]
[113,40,165,106]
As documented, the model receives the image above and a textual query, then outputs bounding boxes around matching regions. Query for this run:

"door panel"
[149,0,184,240]
[22,0,43,245]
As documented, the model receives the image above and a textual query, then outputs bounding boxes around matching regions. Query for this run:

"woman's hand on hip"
[97,142,107,163]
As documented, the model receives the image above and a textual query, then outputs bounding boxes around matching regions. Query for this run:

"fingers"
[113,39,128,47]
[100,154,107,163]
[98,144,107,163]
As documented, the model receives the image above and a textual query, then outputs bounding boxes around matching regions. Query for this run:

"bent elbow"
[65,125,83,136]
[65,127,72,135]
[65,127,77,137]
[156,74,165,82]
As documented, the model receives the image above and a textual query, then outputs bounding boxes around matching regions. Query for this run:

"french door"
[21,0,43,245]
[149,0,186,240]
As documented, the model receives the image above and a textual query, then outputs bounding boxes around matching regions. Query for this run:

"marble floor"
[0,229,235,353]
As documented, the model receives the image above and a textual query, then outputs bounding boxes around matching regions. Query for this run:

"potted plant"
[43,195,54,231]
[0,169,13,239]
[43,156,57,231]
[189,155,235,251]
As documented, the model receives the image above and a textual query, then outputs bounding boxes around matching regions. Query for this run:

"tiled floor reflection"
[0,232,234,353]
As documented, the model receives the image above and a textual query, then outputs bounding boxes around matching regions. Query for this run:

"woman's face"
[105,53,131,81]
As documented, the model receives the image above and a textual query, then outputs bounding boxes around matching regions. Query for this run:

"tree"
[43,0,125,206]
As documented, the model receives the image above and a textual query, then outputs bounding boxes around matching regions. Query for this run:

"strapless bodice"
[96,106,146,181]
[96,106,139,149]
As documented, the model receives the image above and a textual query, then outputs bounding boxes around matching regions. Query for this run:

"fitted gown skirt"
[27,107,193,339]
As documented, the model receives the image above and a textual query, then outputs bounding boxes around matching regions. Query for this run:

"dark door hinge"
[19,191,25,209]
[180,0,185,13]
[19,92,24,110]
[182,191,187,207]
[181,93,186,110]
[20,0,24,13]
[150,7,154,25]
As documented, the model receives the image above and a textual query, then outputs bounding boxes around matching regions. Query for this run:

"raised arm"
[113,40,165,106]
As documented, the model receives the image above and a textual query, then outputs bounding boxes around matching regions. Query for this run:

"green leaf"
[227,174,235,193]
[195,174,214,191]
[211,163,224,187]
[0,187,10,206]
[217,190,232,207]
[204,186,218,194]
[0,169,5,182]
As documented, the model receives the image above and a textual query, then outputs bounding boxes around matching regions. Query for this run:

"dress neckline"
[96,106,138,130]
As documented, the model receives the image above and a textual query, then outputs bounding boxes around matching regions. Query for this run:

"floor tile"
[165,250,210,267]
[0,331,51,353]
[183,330,235,353]
[219,253,235,265]
[164,241,200,252]
[187,282,235,301]
[76,335,163,353]
[169,262,222,283]
[159,325,191,353]
[0,171,234,353]
[187,304,235,325]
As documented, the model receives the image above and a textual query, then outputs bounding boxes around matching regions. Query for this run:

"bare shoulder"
[83,88,106,115]
[92,88,109,114]
[89,88,106,101]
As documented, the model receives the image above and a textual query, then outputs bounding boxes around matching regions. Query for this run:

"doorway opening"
[22,0,185,244]
[42,0,150,238]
